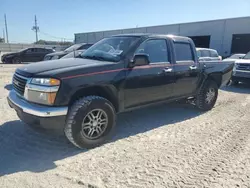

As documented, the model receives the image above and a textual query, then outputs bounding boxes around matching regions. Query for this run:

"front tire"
[196,80,218,111]
[12,57,21,64]
[231,80,239,85]
[64,96,116,149]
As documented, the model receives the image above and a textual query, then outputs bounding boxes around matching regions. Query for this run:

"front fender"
[55,82,120,110]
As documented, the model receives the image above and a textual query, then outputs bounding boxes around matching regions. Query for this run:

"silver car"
[223,53,246,62]
[196,48,222,62]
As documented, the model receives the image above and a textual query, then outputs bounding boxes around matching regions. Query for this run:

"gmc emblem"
[13,80,19,86]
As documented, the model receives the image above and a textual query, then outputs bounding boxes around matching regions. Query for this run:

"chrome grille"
[12,73,28,96]
[237,63,250,71]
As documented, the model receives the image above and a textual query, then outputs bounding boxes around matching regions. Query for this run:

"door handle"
[189,65,197,70]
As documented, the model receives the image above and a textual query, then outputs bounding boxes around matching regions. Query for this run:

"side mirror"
[130,54,150,67]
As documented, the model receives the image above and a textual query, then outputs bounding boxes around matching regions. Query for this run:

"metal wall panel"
[103,30,123,37]
[146,24,179,35]
[180,20,225,54]
[75,17,250,56]
[222,17,250,56]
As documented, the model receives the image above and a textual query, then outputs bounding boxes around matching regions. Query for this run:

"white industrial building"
[75,16,250,57]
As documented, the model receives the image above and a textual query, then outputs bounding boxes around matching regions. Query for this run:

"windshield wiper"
[81,55,118,62]
[81,55,106,61]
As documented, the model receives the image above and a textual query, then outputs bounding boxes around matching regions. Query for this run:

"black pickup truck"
[7,34,234,149]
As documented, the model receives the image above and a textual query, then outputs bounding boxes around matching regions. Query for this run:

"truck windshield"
[229,54,244,59]
[243,52,250,59]
[80,36,140,62]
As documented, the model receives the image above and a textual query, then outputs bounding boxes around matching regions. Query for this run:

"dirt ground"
[0,64,250,188]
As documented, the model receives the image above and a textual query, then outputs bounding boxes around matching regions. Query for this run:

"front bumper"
[7,90,68,131]
[232,70,250,82]
[1,56,7,63]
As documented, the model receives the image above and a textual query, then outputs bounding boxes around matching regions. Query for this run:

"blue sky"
[0,0,249,43]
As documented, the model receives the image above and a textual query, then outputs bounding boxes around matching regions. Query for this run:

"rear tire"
[196,80,218,111]
[64,96,116,149]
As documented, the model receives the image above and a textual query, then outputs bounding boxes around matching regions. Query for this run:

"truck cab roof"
[112,33,192,43]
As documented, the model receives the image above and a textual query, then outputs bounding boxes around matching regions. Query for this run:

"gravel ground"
[0,64,250,188]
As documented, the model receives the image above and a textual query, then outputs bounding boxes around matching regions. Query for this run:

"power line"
[39,30,73,41]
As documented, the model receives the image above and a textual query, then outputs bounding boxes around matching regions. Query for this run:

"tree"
[0,38,4,43]
[34,39,73,46]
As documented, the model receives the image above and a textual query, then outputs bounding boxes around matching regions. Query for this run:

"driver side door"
[22,48,36,62]
[124,38,175,108]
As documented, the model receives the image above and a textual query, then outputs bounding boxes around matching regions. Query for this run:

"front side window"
[135,39,169,63]
[81,36,140,62]
[26,48,35,53]
[174,43,194,61]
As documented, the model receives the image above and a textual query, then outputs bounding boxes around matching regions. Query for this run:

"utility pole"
[32,15,39,42]
[4,14,9,43]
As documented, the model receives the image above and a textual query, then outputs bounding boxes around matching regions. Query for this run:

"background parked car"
[43,43,93,60]
[61,49,85,59]
[223,53,246,62]
[196,48,222,62]
[1,47,55,64]
[231,51,250,85]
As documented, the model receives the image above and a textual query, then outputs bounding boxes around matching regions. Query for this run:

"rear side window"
[174,42,194,61]
[36,48,45,52]
[201,50,211,57]
[210,50,219,57]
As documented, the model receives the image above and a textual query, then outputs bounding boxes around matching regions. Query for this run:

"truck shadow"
[221,84,250,94]
[0,102,202,176]
[0,120,81,176]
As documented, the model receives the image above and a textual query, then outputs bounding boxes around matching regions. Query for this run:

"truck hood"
[45,51,68,57]
[235,59,250,64]
[2,52,18,57]
[16,58,114,76]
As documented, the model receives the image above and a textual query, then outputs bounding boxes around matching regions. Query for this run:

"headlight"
[31,78,60,86]
[24,78,60,105]
[51,55,59,60]
[233,64,237,72]
[24,90,57,105]
[6,55,14,59]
